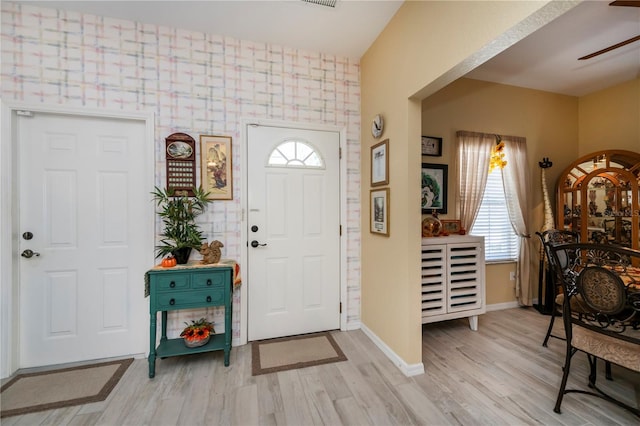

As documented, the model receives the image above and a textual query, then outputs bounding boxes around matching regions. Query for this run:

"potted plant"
[180,317,215,347]
[152,186,212,264]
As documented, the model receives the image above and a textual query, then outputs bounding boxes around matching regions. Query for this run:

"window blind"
[471,169,519,261]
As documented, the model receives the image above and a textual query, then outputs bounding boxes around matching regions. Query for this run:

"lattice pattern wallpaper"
[2,2,362,339]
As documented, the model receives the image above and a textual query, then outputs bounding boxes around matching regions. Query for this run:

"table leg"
[149,312,156,378]
[161,311,168,340]
[224,286,232,366]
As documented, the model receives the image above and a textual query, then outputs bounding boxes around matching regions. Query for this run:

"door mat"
[252,331,347,376]
[0,358,133,418]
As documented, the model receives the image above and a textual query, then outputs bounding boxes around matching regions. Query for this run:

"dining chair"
[536,229,580,347]
[548,243,640,417]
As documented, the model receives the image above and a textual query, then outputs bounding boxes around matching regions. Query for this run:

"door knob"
[21,249,40,258]
[250,240,267,248]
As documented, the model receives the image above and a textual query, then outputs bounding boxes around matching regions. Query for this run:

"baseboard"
[486,301,520,311]
[344,321,361,331]
[360,323,425,377]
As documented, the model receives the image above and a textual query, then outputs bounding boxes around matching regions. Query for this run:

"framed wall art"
[370,188,390,236]
[421,163,448,214]
[200,135,233,200]
[371,139,389,186]
[421,136,442,156]
[441,219,461,235]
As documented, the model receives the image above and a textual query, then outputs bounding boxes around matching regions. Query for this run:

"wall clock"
[371,114,384,139]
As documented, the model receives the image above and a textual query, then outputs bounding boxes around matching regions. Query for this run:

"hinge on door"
[339,302,342,313]
[339,225,342,236]
[339,147,342,159]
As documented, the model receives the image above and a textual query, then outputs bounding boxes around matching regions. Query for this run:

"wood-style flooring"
[2,307,639,425]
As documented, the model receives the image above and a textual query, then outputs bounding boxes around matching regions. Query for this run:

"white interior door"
[18,112,151,368]
[247,125,340,341]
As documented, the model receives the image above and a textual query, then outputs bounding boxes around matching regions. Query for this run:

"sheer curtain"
[457,131,534,305]
[456,131,493,231]
[501,136,533,305]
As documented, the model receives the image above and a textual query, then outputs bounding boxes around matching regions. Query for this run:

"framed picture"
[370,188,390,236]
[371,139,389,186]
[441,219,461,235]
[422,136,442,156]
[200,135,233,200]
[421,163,448,214]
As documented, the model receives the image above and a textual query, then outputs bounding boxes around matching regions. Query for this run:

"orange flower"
[180,317,215,341]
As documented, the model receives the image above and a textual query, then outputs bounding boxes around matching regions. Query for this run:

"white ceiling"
[19,0,404,59]
[466,0,640,97]
[16,0,640,97]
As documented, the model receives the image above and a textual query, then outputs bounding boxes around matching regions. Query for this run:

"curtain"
[501,136,533,305]
[456,131,493,231]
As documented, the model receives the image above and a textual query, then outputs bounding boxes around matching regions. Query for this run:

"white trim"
[486,300,520,311]
[339,125,348,331]
[239,118,347,344]
[0,103,17,379]
[238,120,248,346]
[0,102,155,379]
[345,321,361,331]
[360,323,425,377]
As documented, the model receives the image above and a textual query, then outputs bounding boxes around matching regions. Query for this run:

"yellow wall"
[421,78,579,305]
[360,0,562,366]
[578,77,640,155]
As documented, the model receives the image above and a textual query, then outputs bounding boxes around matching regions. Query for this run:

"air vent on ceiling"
[301,0,337,8]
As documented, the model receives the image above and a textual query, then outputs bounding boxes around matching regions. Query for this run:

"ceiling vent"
[301,0,337,8]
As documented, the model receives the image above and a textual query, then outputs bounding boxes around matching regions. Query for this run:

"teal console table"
[146,263,233,378]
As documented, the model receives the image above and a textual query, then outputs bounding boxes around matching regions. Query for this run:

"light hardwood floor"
[2,307,639,425]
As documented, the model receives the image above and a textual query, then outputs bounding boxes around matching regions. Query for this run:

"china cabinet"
[555,150,640,250]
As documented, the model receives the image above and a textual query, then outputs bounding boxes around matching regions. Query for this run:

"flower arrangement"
[489,136,507,173]
[180,317,215,347]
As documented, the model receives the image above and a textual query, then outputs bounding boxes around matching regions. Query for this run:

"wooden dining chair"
[548,243,640,417]
[536,229,580,347]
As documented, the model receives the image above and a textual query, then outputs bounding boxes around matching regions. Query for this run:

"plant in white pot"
[152,186,212,264]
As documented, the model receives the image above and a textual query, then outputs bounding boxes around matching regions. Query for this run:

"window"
[471,169,519,262]
[267,140,324,168]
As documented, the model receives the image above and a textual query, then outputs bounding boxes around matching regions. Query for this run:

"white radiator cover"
[421,235,486,328]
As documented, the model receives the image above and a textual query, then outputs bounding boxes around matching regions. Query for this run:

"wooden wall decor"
[165,132,196,196]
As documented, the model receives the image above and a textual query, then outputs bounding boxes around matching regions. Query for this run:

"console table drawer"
[156,289,223,310]
[154,274,190,292]
[191,272,226,289]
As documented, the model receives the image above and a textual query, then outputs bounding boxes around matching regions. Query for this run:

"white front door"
[247,125,340,341]
[18,112,151,368]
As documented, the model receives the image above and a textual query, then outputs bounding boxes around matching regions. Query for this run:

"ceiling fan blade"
[609,1,640,7]
[578,34,640,60]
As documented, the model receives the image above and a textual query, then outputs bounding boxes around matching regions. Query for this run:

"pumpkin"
[161,257,177,268]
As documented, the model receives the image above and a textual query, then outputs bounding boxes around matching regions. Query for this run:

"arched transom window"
[267,140,324,169]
